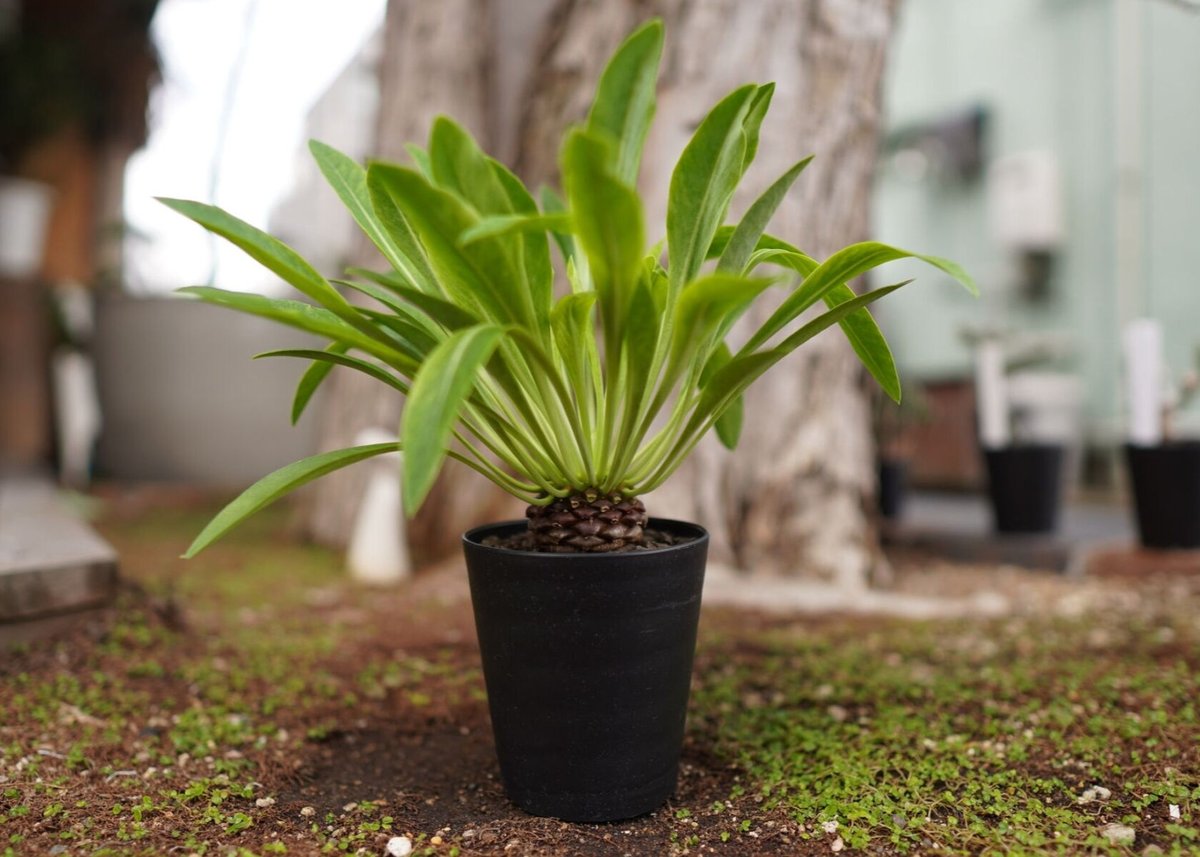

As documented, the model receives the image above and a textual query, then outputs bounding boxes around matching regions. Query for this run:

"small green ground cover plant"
[163,19,973,556]
[1,501,1197,855]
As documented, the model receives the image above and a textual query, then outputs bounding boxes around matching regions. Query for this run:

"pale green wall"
[873,0,1200,437]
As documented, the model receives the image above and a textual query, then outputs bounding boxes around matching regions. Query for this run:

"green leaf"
[699,342,742,449]
[690,283,909,449]
[404,142,433,179]
[401,324,506,512]
[622,275,661,419]
[288,342,347,424]
[560,129,645,355]
[184,443,400,557]
[717,157,812,274]
[715,233,902,400]
[489,159,555,328]
[342,271,480,332]
[307,141,436,294]
[177,286,417,374]
[258,346,410,399]
[550,292,598,397]
[363,178,442,295]
[157,197,347,309]
[825,283,901,402]
[368,163,529,326]
[459,212,572,246]
[585,18,664,185]
[539,185,577,265]
[745,241,976,352]
[740,83,774,174]
[669,273,776,378]
[429,116,512,215]
[774,281,909,352]
[666,84,757,292]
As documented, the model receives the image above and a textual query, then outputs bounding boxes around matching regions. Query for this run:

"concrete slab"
[0,477,118,641]
[882,491,1134,573]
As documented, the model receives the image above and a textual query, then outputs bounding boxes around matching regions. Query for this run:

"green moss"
[691,612,1200,854]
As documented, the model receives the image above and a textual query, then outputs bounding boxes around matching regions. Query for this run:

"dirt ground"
[1,489,1198,856]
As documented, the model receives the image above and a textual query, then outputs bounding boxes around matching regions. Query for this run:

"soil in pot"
[983,444,1064,535]
[1125,441,1200,549]
[462,518,708,823]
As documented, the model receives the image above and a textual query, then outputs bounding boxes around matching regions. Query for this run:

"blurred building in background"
[874,0,1200,488]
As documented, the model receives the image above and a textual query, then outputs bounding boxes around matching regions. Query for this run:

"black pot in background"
[877,458,909,520]
[463,519,709,823]
[1125,441,1200,549]
[983,444,1065,534]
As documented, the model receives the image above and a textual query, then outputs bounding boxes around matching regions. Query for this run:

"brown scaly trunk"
[527,492,648,552]
[514,0,899,584]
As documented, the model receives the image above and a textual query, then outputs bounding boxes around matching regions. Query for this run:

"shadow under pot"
[983,444,1065,535]
[462,518,709,823]
[1125,441,1200,549]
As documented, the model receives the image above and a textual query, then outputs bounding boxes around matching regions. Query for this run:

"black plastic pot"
[877,458,909,520]
[1125,441,1200,549]
[462,519,709,823]
[983,444,1064,534]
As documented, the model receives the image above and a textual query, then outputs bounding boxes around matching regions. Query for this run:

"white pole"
[975,339,1010,449]
[346,428,411,585]
[1124,318,1163,446]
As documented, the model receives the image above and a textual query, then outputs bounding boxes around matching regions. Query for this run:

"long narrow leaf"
[184,443,400,557]
[459,212,572,246]
[560,129,645,357]
[401,324,506,512]
[157,197,348,309]
[699,342,742,449]
[258,347,410,397]
[368,163,528,327]
[308,141,437,294]
[289,342,347,424]
[717,157,813,274]
[745,241,977,352]
[725,234,902,400]
[178,286,417,374]
[666,85,756,292]
[585,18,663,185]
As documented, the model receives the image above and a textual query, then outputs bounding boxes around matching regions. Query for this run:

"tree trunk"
[307,0,898,585]
[516,0,898,585]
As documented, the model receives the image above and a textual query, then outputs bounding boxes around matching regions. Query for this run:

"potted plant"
[967,328,1077,535]
[1125,333,1200,549]
[165,21,974,822]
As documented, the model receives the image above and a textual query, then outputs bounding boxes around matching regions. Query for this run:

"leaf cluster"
[168,20,974,557]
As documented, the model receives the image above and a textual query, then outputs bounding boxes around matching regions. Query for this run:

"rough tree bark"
[308,0,897,586]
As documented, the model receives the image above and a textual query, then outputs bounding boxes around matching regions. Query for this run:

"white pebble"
[300,806,316,817]
[255,797,275,808]
[1099,823,1135,845]
[822,819,839,834]
[386,836,413,857]
[1076,785,1112,804]
[1170,804,1182,819]
[831,835,845,852]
